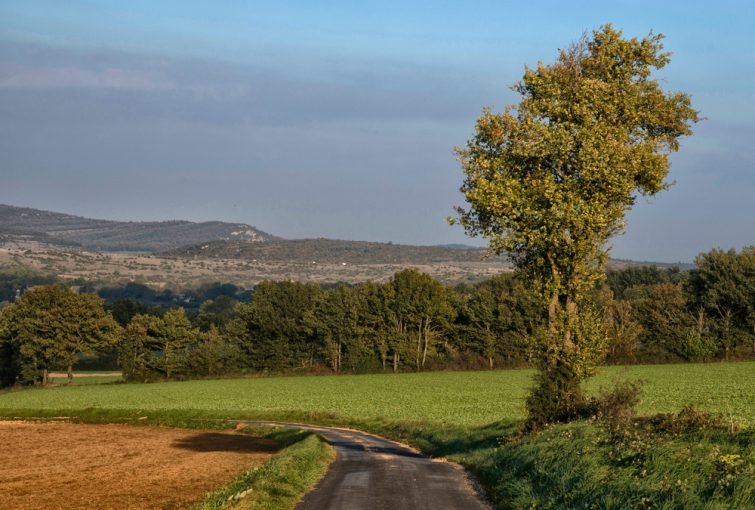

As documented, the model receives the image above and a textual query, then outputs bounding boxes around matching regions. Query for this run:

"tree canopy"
[0,285,120,385]
[453,25,699,426]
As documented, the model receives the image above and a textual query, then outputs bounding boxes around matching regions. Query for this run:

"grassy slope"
[1,362,753,508]
[1,363,753,425]
[197,426,335,510]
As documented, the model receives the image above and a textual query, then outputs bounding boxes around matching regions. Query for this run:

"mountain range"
[0,204,277,252]
[0,204,693,270]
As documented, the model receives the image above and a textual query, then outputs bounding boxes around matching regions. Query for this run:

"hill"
[165,238,694,270]
[164,238,505,265]
[0,204,277,252]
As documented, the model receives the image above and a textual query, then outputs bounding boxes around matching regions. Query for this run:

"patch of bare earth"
[0,421,280,510]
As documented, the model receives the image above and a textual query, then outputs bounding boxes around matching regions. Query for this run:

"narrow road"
[251,421,490,510]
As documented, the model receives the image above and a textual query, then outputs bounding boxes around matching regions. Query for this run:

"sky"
[1,1,753,263]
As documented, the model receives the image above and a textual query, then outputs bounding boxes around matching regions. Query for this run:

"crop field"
[0,421,279,510]
[1,362,753,427]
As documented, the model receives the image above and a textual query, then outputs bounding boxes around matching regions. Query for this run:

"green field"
[2,362,753,508]
[2,362,753,426]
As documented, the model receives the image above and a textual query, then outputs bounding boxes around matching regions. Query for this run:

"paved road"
[251,421,490,510]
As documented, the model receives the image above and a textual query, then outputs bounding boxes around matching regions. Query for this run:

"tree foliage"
[687,247,755,357]
[453,25,698,426]
[120,308,201,381]
[0,286,120,385]
[232,281,322,372]
[3,254,750,388]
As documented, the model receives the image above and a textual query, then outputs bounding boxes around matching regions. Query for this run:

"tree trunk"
[421,320,430,369]
[717,307,733,361]
[42,368,48,387]
[488,356,494,370]
[393,351,399,373]
[165,342,171,379]
[564,296,577,353]
[416,323,422,370]
[696,308,705,336]
[67,361,74,385]
[547,262,560,337]
[548,291,559,336]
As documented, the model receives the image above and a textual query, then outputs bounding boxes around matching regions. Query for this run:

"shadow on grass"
[374,419,518,459]
[172,432,280,453]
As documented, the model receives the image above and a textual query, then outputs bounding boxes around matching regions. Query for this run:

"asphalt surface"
[251,421,490,510]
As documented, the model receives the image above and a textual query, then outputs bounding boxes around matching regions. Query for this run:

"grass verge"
[197,425,334,510]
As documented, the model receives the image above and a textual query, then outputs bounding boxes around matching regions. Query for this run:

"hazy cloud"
[0,63,172,91]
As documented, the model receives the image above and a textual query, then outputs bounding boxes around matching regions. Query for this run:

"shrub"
[589,380,643,431]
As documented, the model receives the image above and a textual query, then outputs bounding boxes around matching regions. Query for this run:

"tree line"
[0,246,752,386]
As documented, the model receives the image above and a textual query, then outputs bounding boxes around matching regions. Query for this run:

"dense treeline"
[0,275,252,314]
[0,247,752,385]
[602,247,754,363]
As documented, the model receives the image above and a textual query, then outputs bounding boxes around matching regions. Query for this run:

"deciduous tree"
[453,25,698,426]
[688,247,755,357]
[119,308,199,381]
[0,286,120,385]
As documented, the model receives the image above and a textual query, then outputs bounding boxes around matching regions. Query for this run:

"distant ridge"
[0,204,693,270]
[166,238,692,270]
[164,238,502,265]
[0,204,278,252]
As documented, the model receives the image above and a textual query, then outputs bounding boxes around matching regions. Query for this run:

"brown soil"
[0,421,279,510]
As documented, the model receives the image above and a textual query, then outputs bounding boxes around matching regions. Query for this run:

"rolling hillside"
[0,204,277,252]
[164,238,693,270]
[164,238,505,265]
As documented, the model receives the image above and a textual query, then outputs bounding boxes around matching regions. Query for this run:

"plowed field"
[0,421,279,510]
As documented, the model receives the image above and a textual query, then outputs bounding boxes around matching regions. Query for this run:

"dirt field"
[0,245,510,287]
[0,421,280,509]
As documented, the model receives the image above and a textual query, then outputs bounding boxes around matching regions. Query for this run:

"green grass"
[197,426,334,510]
[483,421,755,509]
[1,361,753,509]
[2,362,753,426]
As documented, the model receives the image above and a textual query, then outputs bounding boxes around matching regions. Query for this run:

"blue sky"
[1,1,753,262]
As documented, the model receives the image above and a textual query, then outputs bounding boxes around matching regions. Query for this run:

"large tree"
[453,25,698,426]
[0,285,120,386]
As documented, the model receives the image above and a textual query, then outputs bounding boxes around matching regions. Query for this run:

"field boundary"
[47,372,122,378]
